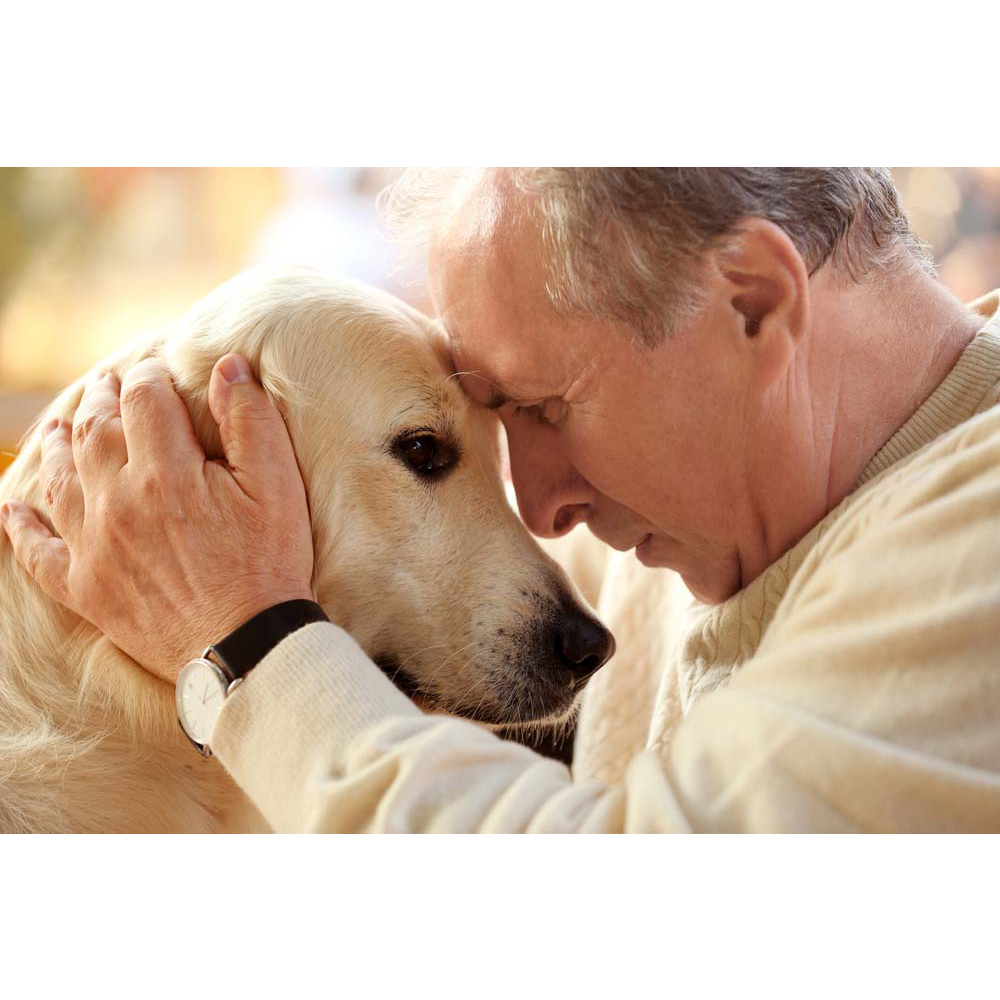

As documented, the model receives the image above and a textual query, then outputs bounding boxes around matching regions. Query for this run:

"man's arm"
[200,409,1000,834]
[6,361,999,833]
[205,618,690,832]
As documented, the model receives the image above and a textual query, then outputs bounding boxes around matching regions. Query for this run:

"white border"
[2,834,997,998]
[3,3,998,164]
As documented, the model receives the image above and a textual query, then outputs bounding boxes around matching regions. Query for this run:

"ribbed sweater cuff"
[210,621,421,830]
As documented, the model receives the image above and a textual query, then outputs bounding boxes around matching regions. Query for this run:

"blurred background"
[0,167,998,463]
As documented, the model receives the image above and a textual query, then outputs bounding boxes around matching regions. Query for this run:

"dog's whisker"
[395,640,464,672]
[395,637,490,710]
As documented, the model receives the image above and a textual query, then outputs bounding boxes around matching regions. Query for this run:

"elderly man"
[3,168,999,832]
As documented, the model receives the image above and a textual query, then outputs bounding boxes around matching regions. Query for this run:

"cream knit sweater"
[212,292,1000,832]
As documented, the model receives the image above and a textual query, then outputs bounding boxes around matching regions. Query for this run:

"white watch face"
[176,658,228,747]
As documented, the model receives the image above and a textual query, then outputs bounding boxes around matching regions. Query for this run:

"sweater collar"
[857,289,1000,486]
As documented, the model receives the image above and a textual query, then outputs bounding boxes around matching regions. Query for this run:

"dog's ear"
[162,338,294,465]
[155,335,222,461]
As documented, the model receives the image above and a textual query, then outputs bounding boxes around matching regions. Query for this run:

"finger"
[119,357,204,478]
[71,370,128,491]
[0,500,71,607]
[207,355,301,498]
[39,418,85,542]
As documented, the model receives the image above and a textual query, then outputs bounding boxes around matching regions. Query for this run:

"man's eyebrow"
[448,370,514,409]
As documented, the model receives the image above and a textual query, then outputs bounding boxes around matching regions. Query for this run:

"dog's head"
[164,265,614,728]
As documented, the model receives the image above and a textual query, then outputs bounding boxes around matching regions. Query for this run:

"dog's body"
[0,267,612,833]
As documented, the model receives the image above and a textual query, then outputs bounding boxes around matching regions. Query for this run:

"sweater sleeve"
[210,620,694,832]
[210,418,1000,833]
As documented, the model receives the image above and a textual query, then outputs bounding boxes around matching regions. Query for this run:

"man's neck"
[744,264,982,589]
[817,266,981,512]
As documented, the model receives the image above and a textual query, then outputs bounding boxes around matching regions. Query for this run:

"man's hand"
[0,354,315,684]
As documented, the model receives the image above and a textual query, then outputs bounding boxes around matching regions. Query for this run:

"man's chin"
[634,535,661,566]
[634,535,738,605]
[634,532,673,568]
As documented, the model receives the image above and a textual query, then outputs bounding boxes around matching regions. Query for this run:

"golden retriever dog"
[0,266,614,833]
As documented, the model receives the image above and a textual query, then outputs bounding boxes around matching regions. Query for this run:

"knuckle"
[43,469,74,510]
[43,477,60,509]
[72,412,110,450]
[24,542,45,581]
[137,467,176,502]
[120,378,159,412]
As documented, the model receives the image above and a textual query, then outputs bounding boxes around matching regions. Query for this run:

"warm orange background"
[1,167,998,469]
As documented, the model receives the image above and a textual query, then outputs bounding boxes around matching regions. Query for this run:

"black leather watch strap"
[209,599,329,682]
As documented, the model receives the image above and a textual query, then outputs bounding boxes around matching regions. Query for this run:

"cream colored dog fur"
[0,266,609,833]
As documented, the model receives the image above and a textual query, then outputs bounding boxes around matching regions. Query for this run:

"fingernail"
[220,355,251,384]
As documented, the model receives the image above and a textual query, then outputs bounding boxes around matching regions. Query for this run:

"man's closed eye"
[511,399,568,426]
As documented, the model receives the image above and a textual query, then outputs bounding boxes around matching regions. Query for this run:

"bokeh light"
[1,167,997,462]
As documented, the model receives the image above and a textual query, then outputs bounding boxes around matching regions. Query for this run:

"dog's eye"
[396,434,456,477]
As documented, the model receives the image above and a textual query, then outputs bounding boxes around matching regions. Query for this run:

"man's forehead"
[430,175,574,405]
[427,172,509,289]
[441,171,503,247]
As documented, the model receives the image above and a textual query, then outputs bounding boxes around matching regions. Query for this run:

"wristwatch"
[176,598,329,757]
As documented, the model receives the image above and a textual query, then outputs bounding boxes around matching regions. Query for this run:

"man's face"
[427,180,757,603]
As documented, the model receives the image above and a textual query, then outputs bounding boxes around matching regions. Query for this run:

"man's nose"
[506,422,593,538]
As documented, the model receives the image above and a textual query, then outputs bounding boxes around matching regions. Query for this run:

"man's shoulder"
[880,399,1000,514]
[769,402,1000,643]
[845,399,1000,536]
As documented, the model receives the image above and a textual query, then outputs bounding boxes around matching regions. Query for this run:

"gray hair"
[381,167,933,346]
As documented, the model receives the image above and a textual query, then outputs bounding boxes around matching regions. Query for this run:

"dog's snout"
[553,612,616,684]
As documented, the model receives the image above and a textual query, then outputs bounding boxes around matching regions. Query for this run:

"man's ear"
[715,217,811,385]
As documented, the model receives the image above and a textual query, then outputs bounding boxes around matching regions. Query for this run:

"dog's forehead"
[232,272,465,427]
[384,313,452,373]
[303,301,465,429]
[377,323,464,413]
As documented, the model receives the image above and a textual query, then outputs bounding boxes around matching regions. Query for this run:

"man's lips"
[587,525,653,552]
[597,531,652,552]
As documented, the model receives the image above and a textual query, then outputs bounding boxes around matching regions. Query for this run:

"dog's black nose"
[553,612,616,684]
